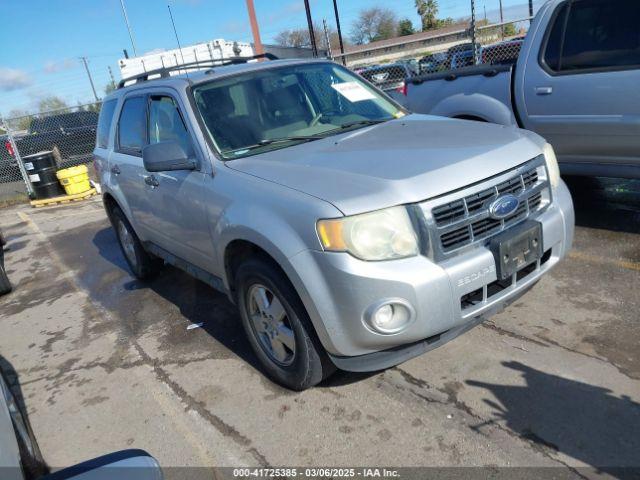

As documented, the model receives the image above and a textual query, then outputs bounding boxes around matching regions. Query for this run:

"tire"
[235,257,335,390]
[0,263,11,296]
[110,206,162,280]
[0,373,48,478]
[0,245,11,295]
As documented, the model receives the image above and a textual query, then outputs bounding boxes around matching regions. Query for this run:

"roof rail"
[117,53,279,89]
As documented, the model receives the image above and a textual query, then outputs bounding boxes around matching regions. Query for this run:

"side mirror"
[142,141,196,172]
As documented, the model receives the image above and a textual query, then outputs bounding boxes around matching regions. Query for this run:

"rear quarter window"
[96,99,118,149]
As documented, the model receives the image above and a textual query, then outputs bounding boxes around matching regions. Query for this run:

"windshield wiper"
[222,136,320,156]
[337,119,390,130]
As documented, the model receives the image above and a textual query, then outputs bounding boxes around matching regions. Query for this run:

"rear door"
[519,0,640,173]
[110,94,156,239]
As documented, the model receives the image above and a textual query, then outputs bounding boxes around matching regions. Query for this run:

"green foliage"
[398,18,415,36]
[37,96,69,114]
[415,0,438,31]
[503,23,517,37]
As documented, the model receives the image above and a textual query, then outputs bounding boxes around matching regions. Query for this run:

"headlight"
[543,143,561,189]
[317,206,419,261]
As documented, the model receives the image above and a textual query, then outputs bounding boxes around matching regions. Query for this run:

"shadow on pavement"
[466,361,640,477]
[91,226,264,375]
[564,176,640,234]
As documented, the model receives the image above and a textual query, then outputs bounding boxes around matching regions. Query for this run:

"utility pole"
[80,57,99,103]
[332,0,346,65]
[470,0,478,65]
[108,66,116,90]
[322,19,333,60]
[119,0,138,57]
[245,0,265,58]
[499,0,504,39]
[303,0,318,57]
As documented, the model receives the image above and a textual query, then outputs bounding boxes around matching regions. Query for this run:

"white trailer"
[118,39,254,80]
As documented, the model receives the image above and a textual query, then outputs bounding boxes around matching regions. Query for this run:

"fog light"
[365,299,415,335]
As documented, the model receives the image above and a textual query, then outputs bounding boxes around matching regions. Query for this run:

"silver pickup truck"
[95,56,574,390]
[406,0,640,179]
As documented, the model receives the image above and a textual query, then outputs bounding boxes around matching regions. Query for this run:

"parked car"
[0,358,163,479]
[450,44,483,69]
[359,63,415,103]
[0,231,11,296]
[406,0,640,178]
[95,55,574,390]
[418,52,448,74]
[481,38,524,65]
[395,58,420,76]
[0,111,98,172]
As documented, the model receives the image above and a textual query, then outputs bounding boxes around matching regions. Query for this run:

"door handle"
[110,165,121,175]
[535,86,553,95]
[144,174,159,188]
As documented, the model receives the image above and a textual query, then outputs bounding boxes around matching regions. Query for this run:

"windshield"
[192,62,404,159]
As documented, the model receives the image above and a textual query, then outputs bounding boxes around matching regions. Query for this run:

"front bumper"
[288,180,574,369]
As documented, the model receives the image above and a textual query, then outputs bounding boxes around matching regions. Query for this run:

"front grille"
[428,159,549,254]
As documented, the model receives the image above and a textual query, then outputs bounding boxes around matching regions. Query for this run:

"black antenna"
[167,4,188,78]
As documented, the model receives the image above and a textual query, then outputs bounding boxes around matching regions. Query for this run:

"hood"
[226,114,545,216]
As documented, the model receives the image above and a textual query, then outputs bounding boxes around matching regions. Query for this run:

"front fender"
[215,206,339,353]
[431,93,516,126]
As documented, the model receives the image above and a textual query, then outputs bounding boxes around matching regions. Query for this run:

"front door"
[142,93,215,271]
[520,0,640,173]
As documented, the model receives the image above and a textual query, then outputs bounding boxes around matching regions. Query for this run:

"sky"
[0,0,544,118]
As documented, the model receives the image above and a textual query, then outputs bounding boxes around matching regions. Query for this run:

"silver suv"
[94,57,574,390]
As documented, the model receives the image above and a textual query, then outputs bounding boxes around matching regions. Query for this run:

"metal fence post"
[470,0,479,65]
[1,117,34,198]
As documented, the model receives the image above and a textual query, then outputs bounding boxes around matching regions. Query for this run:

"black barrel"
[22,151,65,199]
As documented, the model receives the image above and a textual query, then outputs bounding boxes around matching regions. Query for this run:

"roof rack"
[117,53,279,89]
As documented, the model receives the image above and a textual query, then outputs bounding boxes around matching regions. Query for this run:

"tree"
[37,96,68,114]
[104,81,117,95]
[275,23,344,52]
[7,109,32,131]
[415,0,439,31]
[503,23,517,37]
[350,7,398,44]
[398,19,415,36]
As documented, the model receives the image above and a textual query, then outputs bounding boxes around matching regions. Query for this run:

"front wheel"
[235,258,335,390]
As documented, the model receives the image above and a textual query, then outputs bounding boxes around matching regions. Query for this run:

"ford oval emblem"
[489,194,520,219]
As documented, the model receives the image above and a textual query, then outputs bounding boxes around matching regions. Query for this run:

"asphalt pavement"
[0,177,638,478]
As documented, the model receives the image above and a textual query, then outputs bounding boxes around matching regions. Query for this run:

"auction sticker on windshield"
[332,82,377,102]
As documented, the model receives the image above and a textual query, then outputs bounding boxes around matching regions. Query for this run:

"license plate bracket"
[490,220,543,281]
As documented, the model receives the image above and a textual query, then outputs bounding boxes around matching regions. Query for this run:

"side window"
[148,96,193,156]
[117,96,147,154]
[542,3,569,71]
[562,0,640,71]
[543,0,640,73]
[96,99,118,149]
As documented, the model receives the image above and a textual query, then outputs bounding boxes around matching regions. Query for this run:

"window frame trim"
[115,93,149,158]
[538,0,640,77]
[96,99,118,149]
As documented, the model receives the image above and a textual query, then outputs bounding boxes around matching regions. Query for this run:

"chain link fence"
[1,102,100,205]
[341,17,530,105]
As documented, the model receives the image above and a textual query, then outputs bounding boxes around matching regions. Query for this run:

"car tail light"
[4,140,14,157]
[396,82,407,96]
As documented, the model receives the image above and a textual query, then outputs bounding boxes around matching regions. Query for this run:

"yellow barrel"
[56,165,91,195]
